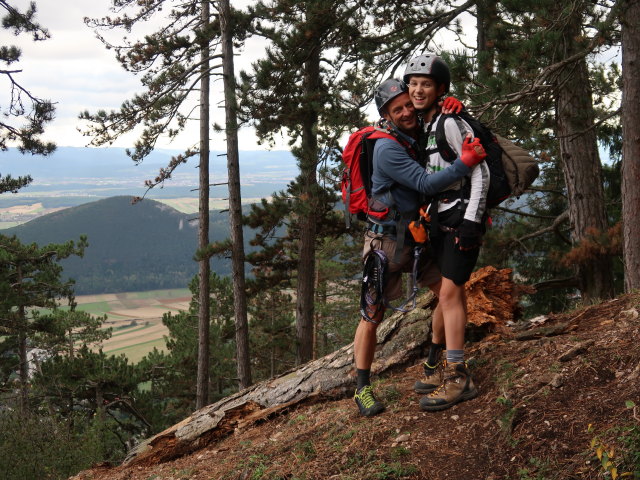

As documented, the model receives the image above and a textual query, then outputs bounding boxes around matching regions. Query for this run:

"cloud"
[4,0,282,151]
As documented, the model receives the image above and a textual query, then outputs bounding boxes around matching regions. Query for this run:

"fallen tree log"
[120,266,521,468]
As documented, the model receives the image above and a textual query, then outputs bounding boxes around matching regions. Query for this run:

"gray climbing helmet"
[374,78,408,115]
[403,54,451,93]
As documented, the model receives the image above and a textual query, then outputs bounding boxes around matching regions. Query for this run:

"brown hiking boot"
[419,361,478,412]
[413,357,444,394]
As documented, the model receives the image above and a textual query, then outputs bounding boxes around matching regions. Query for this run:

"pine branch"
[515,210,571,245]
[494,206,558,220]
[473,0,625,119]
[532,276,580,291]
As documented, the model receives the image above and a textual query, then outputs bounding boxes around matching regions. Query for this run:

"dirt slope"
[71,293,640,480]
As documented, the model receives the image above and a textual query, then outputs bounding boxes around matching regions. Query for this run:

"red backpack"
[341,126,408,227]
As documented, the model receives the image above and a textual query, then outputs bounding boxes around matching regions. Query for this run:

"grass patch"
[235,453,271,480]
[517,456,554,480]
[288,414,308,426]
[390,446,411,460]
[370,461,418,479]
[103,337,167,363]
[110,323,153,337]
[293,440,316,461]
[76,301,113,314]
[129,288,190,300]
[495,360,522,391]
[0,222,22,230]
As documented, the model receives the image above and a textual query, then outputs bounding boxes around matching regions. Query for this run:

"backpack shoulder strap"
[358,128,403,199]
[434,114,460,163]
[369,127,420,162]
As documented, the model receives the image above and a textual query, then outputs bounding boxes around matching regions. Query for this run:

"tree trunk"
[196,0,211,410]
[295,22,321,365]
[476,0,498,85]
[555,12,614,301]
[220,0,252,389]
[621,0,640,292]
[18,330,28,411]
[16,264,29,412]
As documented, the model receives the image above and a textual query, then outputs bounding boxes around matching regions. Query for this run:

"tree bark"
[476,0,498,85]
[220,0,252,389]
[196,0,211,410]
[555,10,614,301]
[17,264,29,412]
[621,0,640,292]
[295,12,321,365]
[18,330,28,412]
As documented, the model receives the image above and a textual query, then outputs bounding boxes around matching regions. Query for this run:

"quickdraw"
[360,249,387,324]
[360,246,424,324]
[388,246,422,314]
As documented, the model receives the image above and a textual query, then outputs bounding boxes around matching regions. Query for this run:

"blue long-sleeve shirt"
[371,129,471,223]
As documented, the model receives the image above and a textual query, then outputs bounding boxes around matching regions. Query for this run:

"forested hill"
[3,196,242,294]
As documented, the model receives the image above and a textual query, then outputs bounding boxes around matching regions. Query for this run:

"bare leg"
[428,280,445,345]
[438,277,466,351]
[353,308,384,370]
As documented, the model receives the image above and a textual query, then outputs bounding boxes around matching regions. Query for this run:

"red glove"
[442,96,463,114]
[460,134,487,168]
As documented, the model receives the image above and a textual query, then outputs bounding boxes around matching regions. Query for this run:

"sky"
[4,0,282,151]
[5,1,622,155]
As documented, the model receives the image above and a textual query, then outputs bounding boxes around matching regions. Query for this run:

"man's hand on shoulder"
[440,96,464,114]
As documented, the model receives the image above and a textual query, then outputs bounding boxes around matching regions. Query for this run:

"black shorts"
[430,208,480,285]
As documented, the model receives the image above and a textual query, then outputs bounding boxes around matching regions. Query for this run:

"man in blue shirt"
[353,78,486,417]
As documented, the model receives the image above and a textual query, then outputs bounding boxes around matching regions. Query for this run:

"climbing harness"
[360,249,387,324]
[389,245,422,314]
[360,244,424,324]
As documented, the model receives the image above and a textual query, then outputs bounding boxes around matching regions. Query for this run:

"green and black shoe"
[354,385,385,417]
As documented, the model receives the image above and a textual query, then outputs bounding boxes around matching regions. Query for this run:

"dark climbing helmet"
[403,54,451,93]
[374,78,408,115]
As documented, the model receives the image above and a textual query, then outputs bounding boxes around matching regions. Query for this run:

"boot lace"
[427,360,464,398]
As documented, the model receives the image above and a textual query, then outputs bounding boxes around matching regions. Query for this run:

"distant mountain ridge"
[0,146,298,208]
[3,196,246,295]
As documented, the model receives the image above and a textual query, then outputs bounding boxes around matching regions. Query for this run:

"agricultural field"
[156,197,267,213]
[75,288,191,363]
[0,202,66,229]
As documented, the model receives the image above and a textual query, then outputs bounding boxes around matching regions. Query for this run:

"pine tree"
[0,0,55,193]
[248,289,295,379]
[219,0,251,389]
[0,234,87,410]
[475,1,621,302]
[554,2,615,301]
[32,346,149,459]
[81,0,225,409]
[313,232,361,359]
[239,0,375,364]
[139,272,236,414]
[621,0,640,291]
